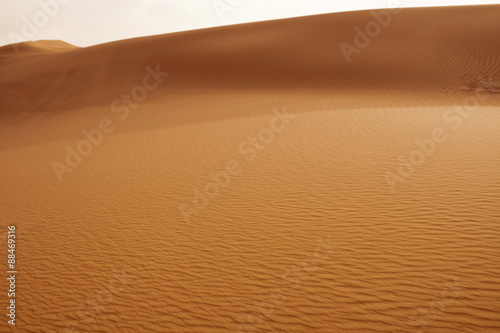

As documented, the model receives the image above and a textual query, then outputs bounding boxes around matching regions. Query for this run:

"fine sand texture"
[1,4,500,333]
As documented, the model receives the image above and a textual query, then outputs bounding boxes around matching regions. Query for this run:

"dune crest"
[1,5,499,123]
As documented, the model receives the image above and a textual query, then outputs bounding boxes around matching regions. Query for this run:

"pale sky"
[1,0,498,47]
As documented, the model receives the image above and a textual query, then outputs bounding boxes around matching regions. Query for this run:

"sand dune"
[1,5,499,125]
[0,4,499,333]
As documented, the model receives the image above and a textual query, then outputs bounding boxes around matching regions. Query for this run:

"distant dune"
[0,5,499,333]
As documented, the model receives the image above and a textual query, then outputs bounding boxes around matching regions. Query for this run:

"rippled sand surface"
[1,5,499,333]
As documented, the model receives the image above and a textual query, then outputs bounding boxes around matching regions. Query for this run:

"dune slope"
[0,5,499,333]
[1,5,499,123]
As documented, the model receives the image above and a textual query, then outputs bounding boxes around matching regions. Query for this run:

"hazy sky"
[1,0,498,47]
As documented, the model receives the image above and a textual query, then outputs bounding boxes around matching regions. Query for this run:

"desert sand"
[0,4,499,332]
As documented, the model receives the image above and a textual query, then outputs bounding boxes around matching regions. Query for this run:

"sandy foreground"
[0,4,499,333]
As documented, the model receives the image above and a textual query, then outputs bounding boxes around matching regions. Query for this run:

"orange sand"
[0,5,499,333]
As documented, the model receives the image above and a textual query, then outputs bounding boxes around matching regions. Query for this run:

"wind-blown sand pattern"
[1,5,500,333]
